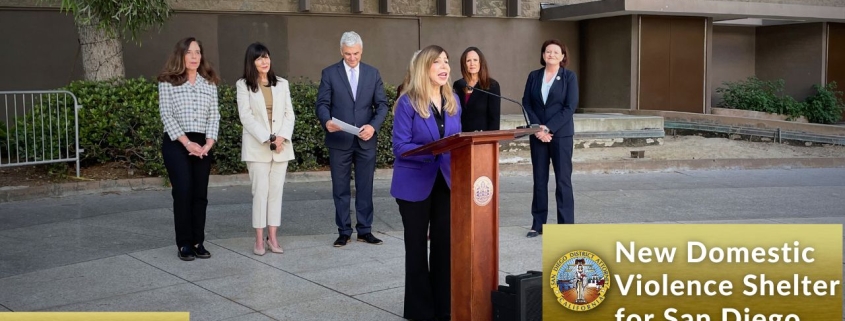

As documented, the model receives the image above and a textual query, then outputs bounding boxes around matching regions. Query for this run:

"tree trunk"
[75,15,125,81]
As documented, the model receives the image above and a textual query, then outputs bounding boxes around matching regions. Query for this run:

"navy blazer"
[316,60,389,150]
[453,78,501,132]
[391,94,462,202]
[521,68,579,137]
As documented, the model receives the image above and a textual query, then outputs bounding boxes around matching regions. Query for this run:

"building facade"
[1,0,843,116]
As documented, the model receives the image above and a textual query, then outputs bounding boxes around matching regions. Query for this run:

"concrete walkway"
[1,168,844,320]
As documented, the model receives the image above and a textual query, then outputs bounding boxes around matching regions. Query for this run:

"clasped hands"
[534,125,553,143]
[184,138,215,158]
[326,120,375,141]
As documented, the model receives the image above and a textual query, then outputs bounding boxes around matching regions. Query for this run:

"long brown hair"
[157,37,220,86]
[396,45,458,119]
[459,47,491,93]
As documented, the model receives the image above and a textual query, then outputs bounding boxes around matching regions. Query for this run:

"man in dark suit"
[316,31,389,247]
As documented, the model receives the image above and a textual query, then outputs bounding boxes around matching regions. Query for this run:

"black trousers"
[529,134,574,231]
[162,132,212,248]
[329,139,376,236]
[396,171,451,320]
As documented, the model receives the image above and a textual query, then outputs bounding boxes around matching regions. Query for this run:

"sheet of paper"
[331,117,361,137]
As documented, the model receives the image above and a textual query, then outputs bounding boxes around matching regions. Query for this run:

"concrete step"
[499,113,664,149]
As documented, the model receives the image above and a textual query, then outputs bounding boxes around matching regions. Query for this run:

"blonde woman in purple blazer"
[391,45,462,321]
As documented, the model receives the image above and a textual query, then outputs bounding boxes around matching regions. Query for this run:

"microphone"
[465,84,538,129]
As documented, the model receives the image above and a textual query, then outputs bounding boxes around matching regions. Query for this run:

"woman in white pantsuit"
[236,42,296,256]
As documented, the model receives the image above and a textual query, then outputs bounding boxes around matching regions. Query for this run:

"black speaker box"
[491,270,543,321]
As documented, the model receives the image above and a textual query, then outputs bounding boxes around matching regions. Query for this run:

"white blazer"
[236,77,296,163]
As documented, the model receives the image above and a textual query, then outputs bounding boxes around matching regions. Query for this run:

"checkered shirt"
[158,75,220,141]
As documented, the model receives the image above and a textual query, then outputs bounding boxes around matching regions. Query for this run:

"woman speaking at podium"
[522,39,579,238]
[391,45,462,321]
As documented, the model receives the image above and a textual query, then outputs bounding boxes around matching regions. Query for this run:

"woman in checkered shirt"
[157,37,221,262]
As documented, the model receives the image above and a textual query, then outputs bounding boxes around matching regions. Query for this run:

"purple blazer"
[391,94,462,202]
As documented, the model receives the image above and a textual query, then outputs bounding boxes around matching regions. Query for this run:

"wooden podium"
[403,128,538,321]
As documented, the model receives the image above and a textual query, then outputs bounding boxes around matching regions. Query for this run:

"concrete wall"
[711,25,756,106]
[579,15,633,109]
[285,16,419,85]
[419,16,578,114]
[0,0,594,18]
[0,10,577,116]
[705,0,845,6]
[0,10,84,90]
[756,22,826,100]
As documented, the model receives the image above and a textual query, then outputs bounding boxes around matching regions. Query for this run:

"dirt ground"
[2,135,844,187]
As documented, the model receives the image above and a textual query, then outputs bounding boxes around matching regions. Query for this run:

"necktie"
[350,68,358,101]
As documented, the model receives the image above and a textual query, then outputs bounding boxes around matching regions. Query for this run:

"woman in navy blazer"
[391,45,461,321]
[522,39,579,238]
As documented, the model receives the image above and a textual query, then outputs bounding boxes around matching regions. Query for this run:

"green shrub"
[716,77,804,119]
[803,82,844,124]
[64,78,165,176]
[2,77,399,177]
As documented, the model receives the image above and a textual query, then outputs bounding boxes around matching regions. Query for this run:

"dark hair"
[459,47,491,93]
[540,39,569,68]
[241,42,278,92]
[157,37,220,85]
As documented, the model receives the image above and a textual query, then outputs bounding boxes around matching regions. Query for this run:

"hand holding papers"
[331,117,362,137]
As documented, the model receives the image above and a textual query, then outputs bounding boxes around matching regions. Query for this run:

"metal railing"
[0,91,81,177]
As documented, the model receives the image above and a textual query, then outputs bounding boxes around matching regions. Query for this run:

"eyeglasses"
[270,134,277,151]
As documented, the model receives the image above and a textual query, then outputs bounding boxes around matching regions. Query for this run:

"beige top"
[259,83,273,125]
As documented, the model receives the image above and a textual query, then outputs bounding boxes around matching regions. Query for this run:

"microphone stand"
[468,86,538,129]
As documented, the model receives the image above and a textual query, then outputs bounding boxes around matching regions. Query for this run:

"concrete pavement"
[0,168,844,320]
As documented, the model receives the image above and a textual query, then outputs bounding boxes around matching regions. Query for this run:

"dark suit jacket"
[453,78,501,132]
[391,94,462,202]
[316,60,389,150]
[521,68,579,137]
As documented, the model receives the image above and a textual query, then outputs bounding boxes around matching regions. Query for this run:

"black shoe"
[333,234,351,247]
[526,230,539,238]
[357,233,383,245]
[193,243,211,259]
[178,246,196,261]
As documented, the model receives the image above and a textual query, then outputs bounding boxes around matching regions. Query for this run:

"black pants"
[162,132,212,248]
[396,171,451,320]
[529,134,575,231]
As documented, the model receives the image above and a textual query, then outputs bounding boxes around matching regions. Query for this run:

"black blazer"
[521,68,579,137]
[315,60,389,150]
[453,78,501,132]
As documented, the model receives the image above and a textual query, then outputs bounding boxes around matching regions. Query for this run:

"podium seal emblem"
[550,250,610,311]
[472,176,493,206]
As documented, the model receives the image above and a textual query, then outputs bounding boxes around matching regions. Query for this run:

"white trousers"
[247,161,289,229]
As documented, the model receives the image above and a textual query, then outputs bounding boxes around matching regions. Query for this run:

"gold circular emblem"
[549,250,610,312]
[472,176,493,206]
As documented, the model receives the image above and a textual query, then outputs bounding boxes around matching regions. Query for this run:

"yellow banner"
[0,312,189,321]
[543,224,843,321]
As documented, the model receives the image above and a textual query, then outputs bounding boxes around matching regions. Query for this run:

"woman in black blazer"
[521,39,579,238]
[453,47,500,132]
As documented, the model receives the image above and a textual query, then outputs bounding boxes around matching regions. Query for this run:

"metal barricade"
[0,91,81,177]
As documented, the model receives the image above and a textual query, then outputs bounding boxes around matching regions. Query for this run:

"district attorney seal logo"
[550,250,610,311]
[472,176,493,206]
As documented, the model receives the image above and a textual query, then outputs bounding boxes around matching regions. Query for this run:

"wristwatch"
[542,127,550,134]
